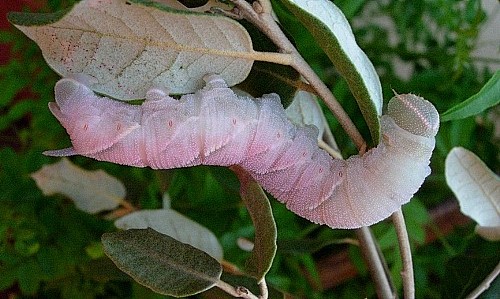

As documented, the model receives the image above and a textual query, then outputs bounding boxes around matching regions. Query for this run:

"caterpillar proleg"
[45,75,439,228]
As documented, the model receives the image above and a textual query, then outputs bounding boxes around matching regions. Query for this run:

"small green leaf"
[7,100,35,119]
[7,8,71,26]
[0,70,29,107]
[85,242,105,259]
[0,266,17,291]
[80,258,131,282]
[14,229,40,256]
[234,168,277,281]
[378,226,397,251]
[0,100,36,131]
[102,228,222,297]
[17,259,43,295]
[336,0,367,18]
[36,246,68,279]
[132,283,168,299]
[441,71,500,122]
[277,0,383,143]
[443,255,499,298]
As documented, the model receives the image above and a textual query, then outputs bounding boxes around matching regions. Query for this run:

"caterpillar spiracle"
[45,74,439,229]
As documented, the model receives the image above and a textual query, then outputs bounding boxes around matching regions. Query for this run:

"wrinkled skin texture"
[46,75,439,228]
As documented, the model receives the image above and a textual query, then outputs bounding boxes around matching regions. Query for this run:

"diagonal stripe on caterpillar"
[45,74,439,229]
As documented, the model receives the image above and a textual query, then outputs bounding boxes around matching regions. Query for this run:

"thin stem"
[216,280,259,299]
[230,0,366,151]
[105,199,137,220]
[258,279,269,299]
[249,50,294,65]
[466,261,500,299]
[392,209,415,299]
[119,199,136,212]
[355,227,396,299]
[229,3,406,299]
[231,0,288,52]
[321,121,394,298]
[220,259,246,276]
[292,57,367,152]
[319,108,340,153]
[193,47,293,65]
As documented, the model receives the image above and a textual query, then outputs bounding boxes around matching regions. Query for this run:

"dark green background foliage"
[1,0,498,298]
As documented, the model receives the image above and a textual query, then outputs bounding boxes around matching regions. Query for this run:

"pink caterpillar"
[45,74,439,228]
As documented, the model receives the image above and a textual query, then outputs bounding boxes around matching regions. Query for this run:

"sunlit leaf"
[31,158,125,214]
[85,242,105,259]
[441,70,500,122]
[115,209,223,261]
[102,228,222,296]
[277,0,383,143]
[445,147,500,241]
[233,167,277,281]
[8,0,256,100]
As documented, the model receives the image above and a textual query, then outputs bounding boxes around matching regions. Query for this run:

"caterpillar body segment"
[46,75,438,228]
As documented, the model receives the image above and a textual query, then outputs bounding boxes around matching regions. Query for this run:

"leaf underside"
[445,147,500,240]
[9,0,254,100]
[30,158,124,214]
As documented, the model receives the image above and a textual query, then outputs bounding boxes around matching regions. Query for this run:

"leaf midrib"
[35,24,257,61]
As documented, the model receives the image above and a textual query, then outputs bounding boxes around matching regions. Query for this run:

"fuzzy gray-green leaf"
[102,228,222,296]
[234,168,277,281]
[278,0,382,143]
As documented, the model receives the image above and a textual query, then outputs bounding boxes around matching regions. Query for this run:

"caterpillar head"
[387,93,439,138]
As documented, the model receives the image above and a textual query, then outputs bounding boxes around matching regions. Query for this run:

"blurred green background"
[0,0,498,298]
